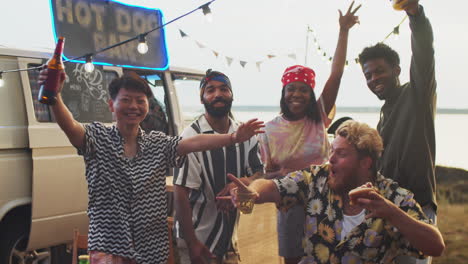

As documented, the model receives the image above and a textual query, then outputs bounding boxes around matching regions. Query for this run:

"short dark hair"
[280,87,322,123]
[108,73,153,100]
[358,42,400,68]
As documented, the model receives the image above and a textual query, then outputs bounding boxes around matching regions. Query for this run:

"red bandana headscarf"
[281,65,316,89]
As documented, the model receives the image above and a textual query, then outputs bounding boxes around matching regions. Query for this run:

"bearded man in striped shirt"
[173,69,264,264]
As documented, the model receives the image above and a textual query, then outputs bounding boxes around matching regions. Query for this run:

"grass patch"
[432,166,468,263]
[432,203,468,264]
[436,165,468,204]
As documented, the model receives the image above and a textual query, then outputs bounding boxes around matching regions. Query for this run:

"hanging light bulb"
[201,3,213,22]
[355,58,360,65]
[0,72,4,87]
[84,55,94,73]
[137,34,149,54]
[327,57,333,65]
[316,46,322,55]
[345,60,349,69]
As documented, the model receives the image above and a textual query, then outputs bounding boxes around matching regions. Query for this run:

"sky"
[1,0,467,109]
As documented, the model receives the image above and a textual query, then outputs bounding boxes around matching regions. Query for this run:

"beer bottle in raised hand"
[391,0,413,11]
[38,36,65,105]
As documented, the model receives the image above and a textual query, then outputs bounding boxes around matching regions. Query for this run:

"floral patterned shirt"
[273,165,430,264]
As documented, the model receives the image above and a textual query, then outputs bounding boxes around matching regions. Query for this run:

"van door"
[18,57,120,250]
[166,71,204,130]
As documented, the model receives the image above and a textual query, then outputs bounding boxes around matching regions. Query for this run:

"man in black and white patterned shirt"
[38,69,264,264]
[173,69,264,264]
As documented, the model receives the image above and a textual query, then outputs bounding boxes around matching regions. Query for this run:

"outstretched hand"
[339,1,361,31]
[233,119,264,143]
[216,182,236,213]
[354,189,397,220]
[216,174,259,208]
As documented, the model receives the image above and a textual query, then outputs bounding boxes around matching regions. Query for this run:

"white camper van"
[0,46,205,264]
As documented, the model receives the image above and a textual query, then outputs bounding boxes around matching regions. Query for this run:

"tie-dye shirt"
[274,165,429,264]
[259,103,331,172]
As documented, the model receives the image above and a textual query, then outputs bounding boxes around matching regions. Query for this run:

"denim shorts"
[277,204,305,258]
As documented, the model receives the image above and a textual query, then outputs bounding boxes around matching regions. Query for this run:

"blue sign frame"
[49,0,169,70]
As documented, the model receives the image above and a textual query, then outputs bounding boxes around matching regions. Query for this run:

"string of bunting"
[0,2,407,86]
[177,14,408,72]
[307,14,408,68]
[0,0,217,87]
[179,29,297,72]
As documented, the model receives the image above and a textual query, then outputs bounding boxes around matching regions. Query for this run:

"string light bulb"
[84,55,95,73]
[0,2,408,79]
[137,34,149,54]
[201,3,213,22]
[0,72,4,87]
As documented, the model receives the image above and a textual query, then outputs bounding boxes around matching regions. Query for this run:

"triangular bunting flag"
[287,54,297,60]
[256,61,263,72]
[195,41,206,49]
[212,50,219,57]
[226,57,233,66]
[179,29,188,38]
[267,54,276,59]
[240,61,247,68]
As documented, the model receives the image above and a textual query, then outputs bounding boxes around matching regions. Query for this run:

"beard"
[203,97,233,118]
[328,168,361,196]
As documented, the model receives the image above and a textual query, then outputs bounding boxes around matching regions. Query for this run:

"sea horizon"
[229,105,468,114]
[180,105,468,171]
[232,107,468,171]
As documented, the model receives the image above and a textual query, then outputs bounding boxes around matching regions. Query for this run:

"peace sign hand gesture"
[339,1,362,31]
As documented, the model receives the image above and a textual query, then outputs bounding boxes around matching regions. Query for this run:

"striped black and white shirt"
[78,122,185,264]
[173,115,263,257]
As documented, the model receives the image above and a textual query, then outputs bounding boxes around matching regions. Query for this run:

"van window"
[172,73,204,124]
[27,63,117,123]
[28,67,53,122]
[139,74,169,134]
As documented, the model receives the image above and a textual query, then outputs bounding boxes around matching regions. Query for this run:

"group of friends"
[39,0,445,263]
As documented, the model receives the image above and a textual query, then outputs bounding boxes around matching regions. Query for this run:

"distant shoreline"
[229,106,468,114]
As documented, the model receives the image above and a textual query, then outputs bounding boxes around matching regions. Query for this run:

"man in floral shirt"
[222,120,444,264]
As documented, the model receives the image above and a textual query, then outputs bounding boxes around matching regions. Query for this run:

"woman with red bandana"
[258,2,361,263]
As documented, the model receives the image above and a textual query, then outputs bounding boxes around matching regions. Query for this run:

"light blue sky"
[1,0,467,109]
